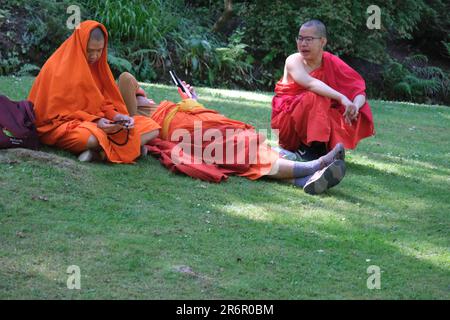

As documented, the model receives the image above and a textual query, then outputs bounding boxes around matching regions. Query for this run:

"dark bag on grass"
[0,95,39,150]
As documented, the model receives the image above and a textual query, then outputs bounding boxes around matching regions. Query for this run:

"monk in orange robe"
[28,20,160,163]
[146,86,347,194]
[271,20,375,160]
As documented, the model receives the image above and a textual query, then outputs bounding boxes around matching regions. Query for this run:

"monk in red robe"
[28,20,160,163]
[271,19,375,160]
[145,85,347,195]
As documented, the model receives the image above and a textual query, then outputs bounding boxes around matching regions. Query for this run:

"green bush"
[85,0,216,83]
[213,29,255,87]
[383,55,449,104]
[1,0,75,75]
[1,0,449,105]
[84,0,181,46]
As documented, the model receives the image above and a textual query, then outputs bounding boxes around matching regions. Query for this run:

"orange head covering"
[28,20,128,135]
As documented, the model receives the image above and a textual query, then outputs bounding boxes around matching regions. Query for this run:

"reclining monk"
[271,19,375,161]
[140,84,347,195]
[28,20,160,163]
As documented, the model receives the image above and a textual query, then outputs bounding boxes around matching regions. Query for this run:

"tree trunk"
[212,0,233,34]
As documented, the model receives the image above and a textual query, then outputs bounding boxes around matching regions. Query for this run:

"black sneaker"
[295,145,317,161]
[311,141,327,157]
[296,142,328,161]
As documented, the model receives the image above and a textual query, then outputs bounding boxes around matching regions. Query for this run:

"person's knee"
[86,135,100,149]
[118,72,136,86]
[141,129,159,145]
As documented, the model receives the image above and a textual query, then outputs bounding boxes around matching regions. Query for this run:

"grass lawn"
[0,76,449,299]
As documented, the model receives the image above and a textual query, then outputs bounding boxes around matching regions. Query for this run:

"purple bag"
[0,95,39,150]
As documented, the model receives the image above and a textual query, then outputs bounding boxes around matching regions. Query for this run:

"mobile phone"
[111,120,128,125]
[169,70,194,99]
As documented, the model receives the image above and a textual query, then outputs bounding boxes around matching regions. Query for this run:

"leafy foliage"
[16,64,41,76]
[107,53,132,73]
[1,0,449,104]
[1,0,74,75]
[383,55,449,104]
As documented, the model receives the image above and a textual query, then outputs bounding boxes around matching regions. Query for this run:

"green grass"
[0,76,449,299]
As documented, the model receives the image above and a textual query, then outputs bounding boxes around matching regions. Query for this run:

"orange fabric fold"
[28,20,160,163]
[149,100,278,180]
[151,100,253,137]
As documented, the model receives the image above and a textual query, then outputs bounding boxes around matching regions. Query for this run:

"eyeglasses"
[296,36,321,44]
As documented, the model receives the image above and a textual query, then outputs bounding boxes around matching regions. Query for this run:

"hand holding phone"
[111,115,134,129]
[111,120,129,125]
[169,70,197,99]
[97,118,123,134]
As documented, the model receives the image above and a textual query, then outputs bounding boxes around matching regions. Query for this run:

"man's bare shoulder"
[286,53,304,67]
[282,53,305,83]
[285,53,307,78]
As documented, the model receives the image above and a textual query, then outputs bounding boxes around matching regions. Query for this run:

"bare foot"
[140,145,149,157]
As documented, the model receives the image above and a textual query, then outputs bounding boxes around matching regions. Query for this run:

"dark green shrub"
[1,0,448,104]
[383,55,449,104]
[1,0,76,75]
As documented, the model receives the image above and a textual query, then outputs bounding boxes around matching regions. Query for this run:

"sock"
[293,160,321,178]
[319,143,344,166]
[292,143,342,177]
[294,175,312,187]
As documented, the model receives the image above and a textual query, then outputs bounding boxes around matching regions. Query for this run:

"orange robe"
[271,51,375,151]
[148,100,279,181]
[27,20,160,163]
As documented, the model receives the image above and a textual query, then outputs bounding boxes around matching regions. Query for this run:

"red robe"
[271,51,375,151]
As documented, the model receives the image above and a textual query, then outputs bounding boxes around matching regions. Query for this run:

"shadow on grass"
[19,142,450,257]
[1,142,449,299]
[1,178,448,299]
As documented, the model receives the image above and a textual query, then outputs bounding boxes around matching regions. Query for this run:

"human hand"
[113,114,135,129]
[96,118,123,134]
[178,81,198,100]
[341,96,358,125]
[183,81,197,97]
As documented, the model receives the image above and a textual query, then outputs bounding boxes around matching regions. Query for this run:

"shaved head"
[297,19,328,64]
[89,27,105,42]
[87,27,105,64]
[300,19,327,38]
